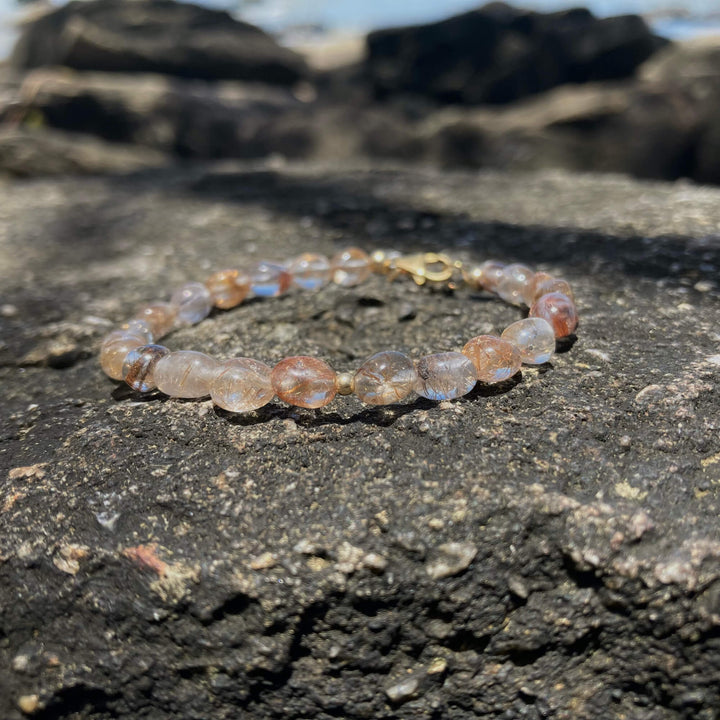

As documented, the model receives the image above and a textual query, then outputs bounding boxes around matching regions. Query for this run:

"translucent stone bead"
[135,302,177,338]
[496,263,534,306]
[271,356,337,409]
[120,318,154,344]
[331,247,371,287]
[122,344,169,393]
[205,269,249,309]
[462,335,522,384]
[249,261,292,298]
[463,260,505,291]
[289,253,331,291]
[529,292,579,338]
[154,350,220,398]
[210,358,274,413]
[171,282,213,325]
[100,330,146,380]
[501,318,556,365]
[354,351,417,405]
[529,274,574,304]
[414,352,476,401]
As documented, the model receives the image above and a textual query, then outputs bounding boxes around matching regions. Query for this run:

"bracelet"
[99,249,578,412]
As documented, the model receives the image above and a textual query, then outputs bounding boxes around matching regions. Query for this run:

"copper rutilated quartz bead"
[135,302,177,338]
[414,352,476,401]
[529,292,579,338]
[501,318,556,365]
[122,344,170,392]
[210,358,274,412]
[271,356,338,409]
[100,330,146,381]
[289,253,332,291]
[154,350,220,398]
[525,272,575,304]
[462,335,522,384]
[354,351,417,405]
[171,282,213,325]
[205,269,249,309]
[249,261,292,298]
[331,248,371,287]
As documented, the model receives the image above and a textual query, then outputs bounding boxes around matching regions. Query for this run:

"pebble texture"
[2,163,720,719]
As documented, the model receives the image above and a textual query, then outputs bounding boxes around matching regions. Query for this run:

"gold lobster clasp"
[392,252,455,286]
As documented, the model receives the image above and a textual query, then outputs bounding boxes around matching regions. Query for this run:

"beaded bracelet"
[99,249,578,411]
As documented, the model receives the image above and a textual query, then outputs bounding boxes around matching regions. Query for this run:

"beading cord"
[100,249,579,411]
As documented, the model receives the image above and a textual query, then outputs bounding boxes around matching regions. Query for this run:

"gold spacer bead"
[336,372,355,396]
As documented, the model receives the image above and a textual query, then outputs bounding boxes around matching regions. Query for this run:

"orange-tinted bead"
[205,269,249,309]
[529,292,579,338]
[135,303,177,338]
[529,274,574,304]
[462,335,522,384]
[331,248,371,287]
[100,330,146,380]
[271,356,337,409]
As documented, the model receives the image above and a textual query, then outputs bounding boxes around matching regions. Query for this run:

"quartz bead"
[289,253,331,291]
[100,330,146,380]
[331,247,371,287]
[463,260,505,292]
[271,356,337,409]
[529,292,579,338]
[529,275,574,303]
[122,344,169,392]
[171,282,213,325]
[354,351,417,405]
[496,264,534,306]
[462,335,522,384]
[154,350,220,398]
[414,352,476,401]
[210,358,274,412]
[120,319,154,344]
[501,318,556,365]
[249,261,292,298]
[205,269,249,309]
[135,302,177,338]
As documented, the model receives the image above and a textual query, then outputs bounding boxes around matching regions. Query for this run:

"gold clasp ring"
[393,252,454,286]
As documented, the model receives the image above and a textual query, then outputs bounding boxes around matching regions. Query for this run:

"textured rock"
[1,163,720,718]
[10,0,307,85]
[365,3,664,105]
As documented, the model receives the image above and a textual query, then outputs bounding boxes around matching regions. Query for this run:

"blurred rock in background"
[1,0,720,184]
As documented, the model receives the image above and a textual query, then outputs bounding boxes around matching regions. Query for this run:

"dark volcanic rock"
[10,0,308,85]
[365,2,665,105]
[2,162,720,718]
[13,69,310,159]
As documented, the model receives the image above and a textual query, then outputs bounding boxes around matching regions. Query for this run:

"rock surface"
[365,3,664,104]
[2,163,720,718]
[10,0,308,85]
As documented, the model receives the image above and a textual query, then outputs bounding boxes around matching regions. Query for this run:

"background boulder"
[10,0,308,85]
[365,2,665,105]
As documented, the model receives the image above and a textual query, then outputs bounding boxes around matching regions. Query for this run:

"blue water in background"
[1,0,718,61]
